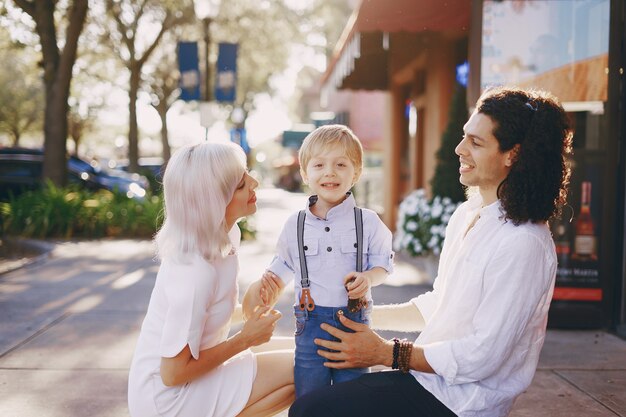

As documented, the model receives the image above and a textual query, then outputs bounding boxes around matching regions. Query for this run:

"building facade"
[322,0,625,333]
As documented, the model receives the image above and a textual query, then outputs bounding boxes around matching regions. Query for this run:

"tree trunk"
[157,102,171,163]
[43,80,70,185]
[12,132,20,147]
[17,0,88,186]
[128,65,140,172]
[72,135,81,156]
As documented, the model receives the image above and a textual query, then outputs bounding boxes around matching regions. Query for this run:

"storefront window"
[481,0,611,309]
[481,0,610,103]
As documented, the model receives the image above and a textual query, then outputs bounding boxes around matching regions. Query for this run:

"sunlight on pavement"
[111,269,145,289]
[68,294,103,313]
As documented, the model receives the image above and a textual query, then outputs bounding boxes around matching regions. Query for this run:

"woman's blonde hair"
[155,141,247,262]
[298,124,363,179]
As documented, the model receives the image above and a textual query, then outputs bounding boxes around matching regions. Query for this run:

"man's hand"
[313,314,392,369]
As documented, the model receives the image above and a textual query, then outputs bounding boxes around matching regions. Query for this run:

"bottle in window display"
[553,220,570,266]
[572,181,597,261]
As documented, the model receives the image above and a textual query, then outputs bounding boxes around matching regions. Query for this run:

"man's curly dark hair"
[476,86,573,225]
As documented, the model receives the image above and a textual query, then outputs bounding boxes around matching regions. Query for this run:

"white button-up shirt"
[412,194,557,417]
[269,194,394,307]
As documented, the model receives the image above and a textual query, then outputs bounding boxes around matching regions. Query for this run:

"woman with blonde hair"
[128,141,294,417]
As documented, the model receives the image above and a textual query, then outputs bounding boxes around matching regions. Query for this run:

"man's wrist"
[381,339,395,367]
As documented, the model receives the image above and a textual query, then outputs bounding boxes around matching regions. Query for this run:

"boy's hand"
[242,271,285,321]
[260,270,283,308]
[343,271,371,300]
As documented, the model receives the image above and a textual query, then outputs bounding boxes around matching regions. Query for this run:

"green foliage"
[0,183,257,242]
[1,182,164,239]
[0,26,44,146]
[237,217,256,241]
[430,84,468,203]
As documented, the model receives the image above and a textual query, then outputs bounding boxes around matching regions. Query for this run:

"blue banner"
[230,127,250,154]
[177,42,200,101]
[215,43,238,103]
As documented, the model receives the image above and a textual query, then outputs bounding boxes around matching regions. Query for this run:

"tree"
[0,33,44,146]
[67,98,102,156]
[144,32,181,164]
[430,83,468,203]
[285,0,353,123]
[102,0,194,172]
[215,1,303,111]
[12,0,88,186]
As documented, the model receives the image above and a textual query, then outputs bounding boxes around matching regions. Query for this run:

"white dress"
[128,227,256,417]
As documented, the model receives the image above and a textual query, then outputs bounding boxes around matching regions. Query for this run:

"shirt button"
[304,246,308,251]
[327,247,332,252]
[353,243,358,248]
[325,226,330,232]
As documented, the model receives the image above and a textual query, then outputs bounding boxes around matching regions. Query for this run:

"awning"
[323,0,471,91]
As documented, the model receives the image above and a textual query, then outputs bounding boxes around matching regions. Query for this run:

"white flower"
[394,188,461,257]
[406,220,418,231]
[431,203,443,218]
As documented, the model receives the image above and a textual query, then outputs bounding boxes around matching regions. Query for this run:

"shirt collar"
[467,193,505,220]
[306,192,356,220]
[479,199,503,219]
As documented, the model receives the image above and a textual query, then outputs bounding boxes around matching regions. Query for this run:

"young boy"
[247,124,394,398]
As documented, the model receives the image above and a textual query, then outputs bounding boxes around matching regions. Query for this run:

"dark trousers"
[289,371,457,417]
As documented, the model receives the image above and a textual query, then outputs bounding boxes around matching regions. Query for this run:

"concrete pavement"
[0,187,625,416]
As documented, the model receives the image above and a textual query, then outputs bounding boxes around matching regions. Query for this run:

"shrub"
[393,189,460,257]
[430,83,468,204]
[0,183,256,241]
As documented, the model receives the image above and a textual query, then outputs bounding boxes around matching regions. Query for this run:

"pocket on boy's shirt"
[294,237,322,271]
[340,233,369,270]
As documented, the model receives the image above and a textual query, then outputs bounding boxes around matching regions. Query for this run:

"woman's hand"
[160,306,282,387]
[239,306,282,348]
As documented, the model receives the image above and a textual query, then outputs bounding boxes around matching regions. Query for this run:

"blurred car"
[116,157,164,176]
[114,157,165,193]
[0,147,148,201]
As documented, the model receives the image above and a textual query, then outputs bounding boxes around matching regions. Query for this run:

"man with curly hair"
[288,86,572,417]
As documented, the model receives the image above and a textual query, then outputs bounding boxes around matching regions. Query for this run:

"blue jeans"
[293,304,372,398]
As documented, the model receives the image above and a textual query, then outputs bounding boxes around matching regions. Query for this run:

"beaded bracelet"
[398,339,413,373]
[391,338,400,369]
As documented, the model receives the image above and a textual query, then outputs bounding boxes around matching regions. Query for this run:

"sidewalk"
[0,188,625,416]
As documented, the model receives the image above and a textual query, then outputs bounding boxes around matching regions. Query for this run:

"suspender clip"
[299,288,315,311]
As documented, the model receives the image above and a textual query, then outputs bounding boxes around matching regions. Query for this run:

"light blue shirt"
[269,193,394,307]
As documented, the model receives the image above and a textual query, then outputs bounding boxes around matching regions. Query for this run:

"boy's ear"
[300,168,308,184]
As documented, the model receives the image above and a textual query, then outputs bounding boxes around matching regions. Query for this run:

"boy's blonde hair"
[298,124,364,179]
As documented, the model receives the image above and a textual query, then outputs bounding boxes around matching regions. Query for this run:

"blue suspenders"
[297,207,364,311]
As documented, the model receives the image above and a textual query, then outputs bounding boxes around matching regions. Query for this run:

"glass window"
[481,0,610,104]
